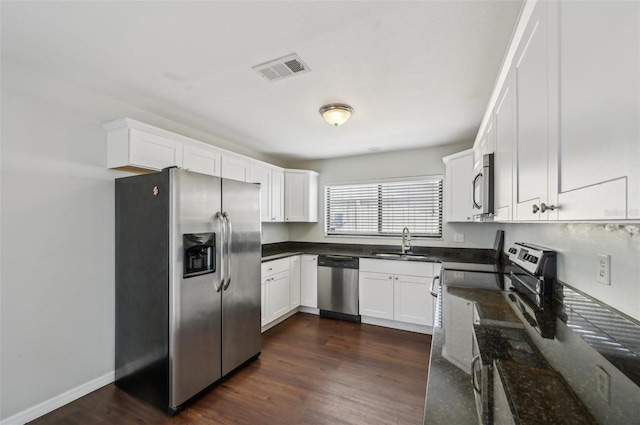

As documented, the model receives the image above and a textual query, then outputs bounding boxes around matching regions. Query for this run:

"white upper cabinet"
[513,0,556,221]
[271,169,285,222]
[247,161,285,222]
[182,143,221,177]
[474,118,495,167]
[467,0,640,222]
[493,69,516,222]
[106,119,183,172]
[247,162,272,222]
[443,149,474,222]
[551,0,640,220]
[284,170,319,222]
[221,154,248,182]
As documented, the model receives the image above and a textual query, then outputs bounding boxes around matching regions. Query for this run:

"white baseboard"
[298,306,319,315]
[1,371,114,425]
[361,316,433,334]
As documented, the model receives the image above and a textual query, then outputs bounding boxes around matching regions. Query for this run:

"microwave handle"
[472,172,483,209]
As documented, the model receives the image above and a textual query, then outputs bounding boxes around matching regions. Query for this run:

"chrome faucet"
[401,227,411,254]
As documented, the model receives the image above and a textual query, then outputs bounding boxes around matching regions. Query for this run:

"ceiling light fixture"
[319,103,354,127]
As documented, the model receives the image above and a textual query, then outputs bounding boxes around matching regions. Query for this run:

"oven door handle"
[471,355,481,393]
[510,271,542,295]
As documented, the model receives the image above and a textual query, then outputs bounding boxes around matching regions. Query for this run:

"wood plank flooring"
[30,313,431,425]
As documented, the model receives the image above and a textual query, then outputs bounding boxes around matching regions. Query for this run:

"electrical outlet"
[597,254,611,285]
[596,365,610,404]
[453,271,465,279]
[453,233,464,243]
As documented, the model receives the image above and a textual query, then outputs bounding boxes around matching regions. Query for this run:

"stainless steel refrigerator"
[115,168,261,414]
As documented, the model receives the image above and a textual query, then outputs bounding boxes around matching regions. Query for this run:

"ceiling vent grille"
[252,53,310,82]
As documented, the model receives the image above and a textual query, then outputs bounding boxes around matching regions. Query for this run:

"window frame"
[323,175,443,238]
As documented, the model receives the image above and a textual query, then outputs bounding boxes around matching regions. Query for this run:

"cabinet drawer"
[261,257,290,276]
[360,258,434,277]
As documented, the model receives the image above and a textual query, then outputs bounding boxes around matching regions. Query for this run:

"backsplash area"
[499,223,640,321]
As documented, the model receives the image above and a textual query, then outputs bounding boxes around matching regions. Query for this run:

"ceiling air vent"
[252,53,310,82]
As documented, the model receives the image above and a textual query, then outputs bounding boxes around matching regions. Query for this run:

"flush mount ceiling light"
[319,103,354,127]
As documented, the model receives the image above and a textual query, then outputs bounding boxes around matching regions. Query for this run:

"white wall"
[262,222,289,244]
[0,63,283,422]
[287,145,500,249]
[499,223,640,321]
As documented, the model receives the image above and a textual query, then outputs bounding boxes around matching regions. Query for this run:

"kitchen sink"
[374,252,433,260]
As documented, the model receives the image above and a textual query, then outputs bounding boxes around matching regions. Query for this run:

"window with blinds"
[324,177,443,237]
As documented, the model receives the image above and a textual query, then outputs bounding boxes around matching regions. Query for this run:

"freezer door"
[221,179,262,375]
[169,169,223,409]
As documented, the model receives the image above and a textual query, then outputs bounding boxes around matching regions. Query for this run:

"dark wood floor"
[31,313,431,425]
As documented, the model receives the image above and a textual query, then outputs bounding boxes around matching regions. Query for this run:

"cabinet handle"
[430,275,440,297]
[532,204,540,214]
[388,276,392,280]
[540,203,556,213]
[471,356,481,393]
[394,276,398,280]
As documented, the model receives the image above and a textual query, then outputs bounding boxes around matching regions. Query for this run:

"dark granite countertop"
[261,241,498,263]
[424,274,640,425]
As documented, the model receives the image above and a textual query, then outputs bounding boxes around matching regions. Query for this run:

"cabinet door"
[271,169,285,222]
[289,256,301,310]
[221,154,247,182]
[444,150,474,222]
[247,163,272,222]
[514,1,554,221]
[393,274,432,326]
[300,255,318,308]
[261,277,268,327]
[129,128,183,171]
[493,69,516,222]
[359,271,394,320]
[553,1,640,220]
[183,143,221,177]
[442,292,474,373]
[284,172,308,221]
[267,271,290,322]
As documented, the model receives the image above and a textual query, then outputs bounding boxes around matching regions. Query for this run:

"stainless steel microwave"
[472,153,494,220]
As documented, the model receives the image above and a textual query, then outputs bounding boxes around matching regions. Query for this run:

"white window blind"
[325,177,443,237]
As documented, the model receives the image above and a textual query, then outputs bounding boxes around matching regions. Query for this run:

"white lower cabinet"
[359,259,438,332]
[300,255,318,308]
[289,255,301,309]
[261,258,292,328]
[393,274,433,326]
[442,292,474,372]
[359,272,394,320]
[267,271,290,322]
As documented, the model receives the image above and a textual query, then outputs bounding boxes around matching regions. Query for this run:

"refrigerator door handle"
[223,212,232,290]
[216,212,225,292]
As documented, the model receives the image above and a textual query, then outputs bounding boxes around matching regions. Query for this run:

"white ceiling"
[1,1,523,161]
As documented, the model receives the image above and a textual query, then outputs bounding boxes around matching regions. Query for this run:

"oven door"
[471,326,492,425]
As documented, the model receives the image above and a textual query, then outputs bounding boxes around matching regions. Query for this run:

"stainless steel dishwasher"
[317,255,360,322]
